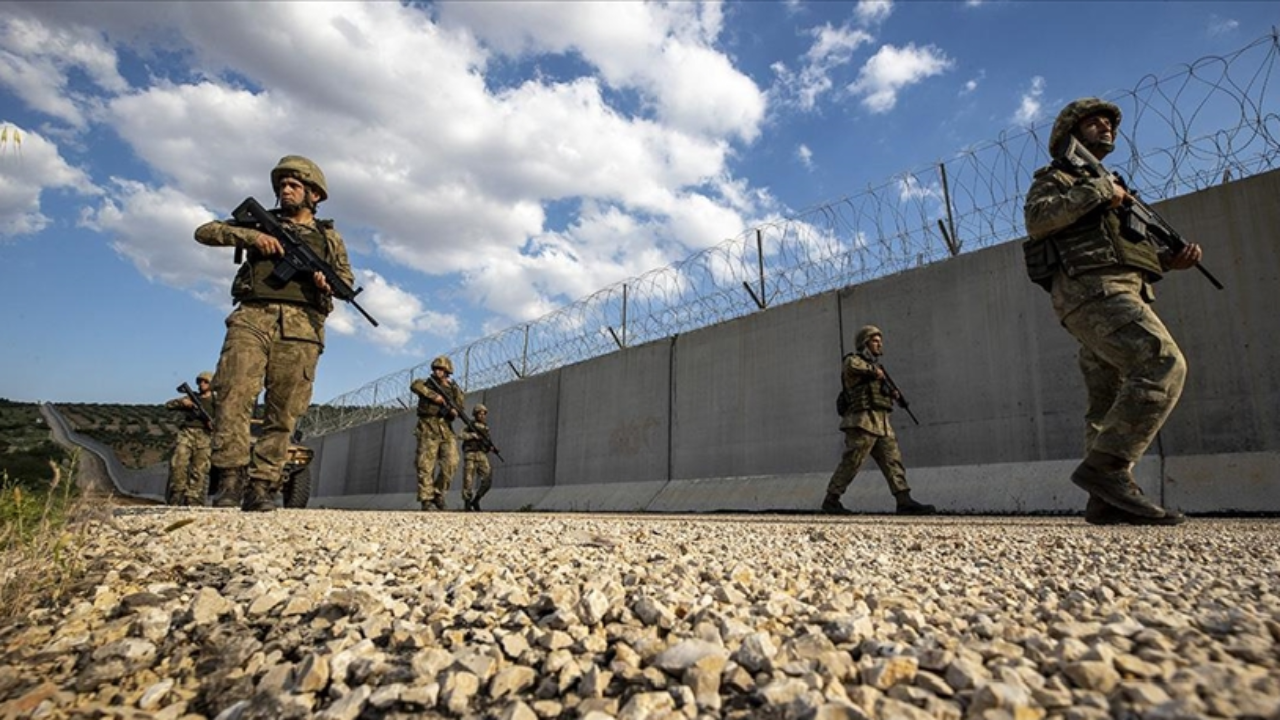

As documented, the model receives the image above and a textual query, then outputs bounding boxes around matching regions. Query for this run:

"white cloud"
[797,144,814,170]
[960,71,984,96]
[0,16,127,129]
[1208,15,1239,37]
[1012,75,1046,125]
[855,0,894,27]
[435,1,764,142]
[897,175,942,203]
[0,124,99,238]
[847,43,953,113]
[772,22,874,112]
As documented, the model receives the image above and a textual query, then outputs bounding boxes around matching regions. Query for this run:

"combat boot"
[471,496,483,512]
[420,498,436,512]
[211,467,246,508]
[1084,495,1186,526]
[894,490,936,515]
[1070,452,1166,519]
[461,494,475,512]
[241,479,276,513]
[821,493,854,515]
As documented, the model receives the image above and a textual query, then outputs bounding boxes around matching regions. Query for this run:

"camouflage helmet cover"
[271,155,329,202]
[196,371,214,383]
[431,355,455,374]
[474,404,488,415]
[1048,98,1121,158]
[855,325,883,350]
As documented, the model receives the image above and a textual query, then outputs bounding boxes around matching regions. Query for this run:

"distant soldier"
[1023,98,1201,525]
[460,404,498,511]
[410,356,464,511]
[822,325,936,515]
[195,155,353,512]
[164,371,216,506]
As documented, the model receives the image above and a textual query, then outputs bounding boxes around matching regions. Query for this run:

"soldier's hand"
[1108,179,1130,209]
[1166,243,1203,270]
[253,232,285,257]
[874,367,886,380]
[313,271,333,295]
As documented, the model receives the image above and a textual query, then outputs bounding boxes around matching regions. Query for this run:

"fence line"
[300,29,1280,437]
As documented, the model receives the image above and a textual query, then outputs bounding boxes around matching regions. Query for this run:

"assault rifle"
[177,382,214,432]
[876,363,920,426]
[423,375,505,463]
[1063,136,1224,290]
[229,197,380,326]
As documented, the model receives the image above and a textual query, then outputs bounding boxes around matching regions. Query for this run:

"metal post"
[939,162,961,256]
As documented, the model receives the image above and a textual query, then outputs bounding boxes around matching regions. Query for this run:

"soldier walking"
[164,371,215,506]
[1023,98,1202,525]
[195,155,354,512]
[822,325,936,515]
[410,356,464,511]
[460,404,498,511]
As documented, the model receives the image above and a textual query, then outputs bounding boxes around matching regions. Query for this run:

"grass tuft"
[0,457,99,624]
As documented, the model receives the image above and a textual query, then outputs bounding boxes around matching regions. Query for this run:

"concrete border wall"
[310,169,1280,514]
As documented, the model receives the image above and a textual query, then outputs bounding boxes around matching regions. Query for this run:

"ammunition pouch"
[1022,236,1059,293]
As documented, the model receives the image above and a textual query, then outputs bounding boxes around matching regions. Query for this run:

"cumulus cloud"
[4,1,775,352]
[771,22,874,112]
[847,43,953,113]
[0,124,99,238]
[855,0,894,27]
[0,16,127,129]
[1012,76,1046,125]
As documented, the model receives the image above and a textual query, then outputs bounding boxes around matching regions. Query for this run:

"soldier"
[195,155,354,512]
[164,371,216,506]
[822,325,936,515]
[1023,98,1201,526]
[410,356,465,511]
[460,403,498,512]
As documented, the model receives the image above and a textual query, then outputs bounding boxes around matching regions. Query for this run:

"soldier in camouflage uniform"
[410,356,465,511]
[460,404,498,512]
[164,371,216,506]
[195,156,354,512]
[822,326,936,515]
[1023,98,1203,526]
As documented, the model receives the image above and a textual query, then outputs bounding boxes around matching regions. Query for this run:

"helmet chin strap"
[1086,139,1115,159]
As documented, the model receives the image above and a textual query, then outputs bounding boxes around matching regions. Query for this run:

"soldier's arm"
[1023,170,1117,240]
[165,397,192,410]
[194,220,262,249]
[845,355,879,378]
[326,227,356,288]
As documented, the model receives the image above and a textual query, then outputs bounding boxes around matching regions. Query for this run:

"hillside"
[55,402,180,469]
[0,399,69,486]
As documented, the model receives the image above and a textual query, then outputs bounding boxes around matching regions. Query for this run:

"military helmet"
[474,404,488,415]
[271,155,329,202]
[856,325,883,349]
[197,371,214,383]
[431,355,454,374]
[1049,98,1121,158]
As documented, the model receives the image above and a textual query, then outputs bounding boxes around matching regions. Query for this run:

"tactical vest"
[231,219,337,313]
[1036,165,1164,283]
[462,423,490,453]
[845,354,895,413]
[415,381,462,421]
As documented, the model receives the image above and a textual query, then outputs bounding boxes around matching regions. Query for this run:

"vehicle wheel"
[282,466,311,509]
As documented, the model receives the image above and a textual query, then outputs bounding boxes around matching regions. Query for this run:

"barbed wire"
[300,30,1280,438]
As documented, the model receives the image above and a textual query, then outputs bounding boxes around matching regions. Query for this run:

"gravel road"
[1,508,1277,719]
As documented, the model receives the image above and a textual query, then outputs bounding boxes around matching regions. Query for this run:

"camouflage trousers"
[462,451,492,503]
[415,417,459,503]
[825,429,910,498]
[167,426,211,505]
[1059,291,1187,463]
[210,303,321,487]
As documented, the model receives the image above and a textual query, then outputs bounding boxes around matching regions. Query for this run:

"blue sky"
[1,1,1273,404]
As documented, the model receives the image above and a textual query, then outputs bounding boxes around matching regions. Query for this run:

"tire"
[282,466,311,509]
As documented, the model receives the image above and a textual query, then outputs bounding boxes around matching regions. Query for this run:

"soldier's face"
[197,379,211,391]
[866,335,883,356]
[1076,114,1114,147]
[278,177,313,212]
